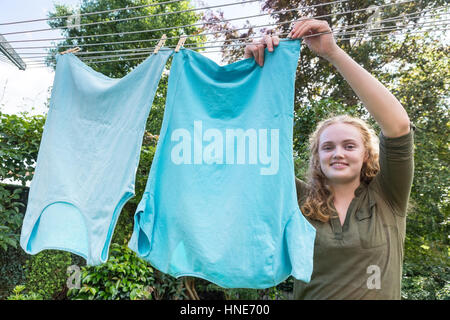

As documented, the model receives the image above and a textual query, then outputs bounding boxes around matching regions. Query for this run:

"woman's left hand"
[288,18,340,61]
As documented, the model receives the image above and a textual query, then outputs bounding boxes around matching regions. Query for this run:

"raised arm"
[289,18,414,214]
[245,18,411,137]
[293,19,411,138]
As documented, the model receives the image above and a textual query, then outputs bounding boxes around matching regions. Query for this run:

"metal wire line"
[19,10,448,59]
[20,11,448,61]
[21,23,450,62]
[25,25,449,68]
[26,32,448,67]
[24,22,449,66]
[0,0,416,44]
[14,0,445,66]
[22,22,450,63]
[68,21,450,60]
[20,7,444,56]
[12,3,446,51]
[1,0,346,43]
[1,0,269,36]
[0,0,188,26]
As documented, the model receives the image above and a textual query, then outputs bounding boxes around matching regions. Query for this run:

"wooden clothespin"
[153,34,167,54]
[175,36,187,53]
[60,47,81,55]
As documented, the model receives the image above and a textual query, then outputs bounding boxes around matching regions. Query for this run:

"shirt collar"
[354,181,366,197]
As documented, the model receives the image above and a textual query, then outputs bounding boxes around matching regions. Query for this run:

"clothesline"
[2,1,447,70]
[9,4,447,51]
[23,24,450,66]
[17,7,440,54]
[1,0,276,36]
[19,12,448,60]
[0,0,420,44]
[25,25,448,67]
[20,15,449,63]
[0,0,188,25]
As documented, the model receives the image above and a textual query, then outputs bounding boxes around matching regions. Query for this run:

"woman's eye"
[346,145,355,149]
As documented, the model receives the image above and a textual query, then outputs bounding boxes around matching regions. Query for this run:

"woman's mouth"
[331,162,348,169]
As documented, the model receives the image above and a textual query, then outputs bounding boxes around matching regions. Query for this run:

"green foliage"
[68,242,154,300]
[129,144,156,209]
[0,111,45,186]
[212,286,260,300]
[401,233,450,300]
[1,0,448,301]
[110,144,156,246]
[0,111,45,296]
[0,186,24,251]
[0,111,45,251]
[46,0,205,78]
[23,250,73,299]
[195,278,292,300]
[0,245,28,299]
[68,242,186,300]
[147,74,169,135]
[7,285,43,300]
[151,270,187,300]
[402,262,450,300]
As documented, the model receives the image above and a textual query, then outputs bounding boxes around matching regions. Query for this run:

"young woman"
[244,18,415,299]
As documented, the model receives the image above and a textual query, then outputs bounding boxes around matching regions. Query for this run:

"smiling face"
[318,122,368,186]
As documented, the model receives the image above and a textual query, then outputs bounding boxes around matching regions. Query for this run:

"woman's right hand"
[243,35,280,67]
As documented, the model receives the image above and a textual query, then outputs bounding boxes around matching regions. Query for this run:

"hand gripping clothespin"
[60,47,81,55]
[153,34,167,54]
[175,35,187,53]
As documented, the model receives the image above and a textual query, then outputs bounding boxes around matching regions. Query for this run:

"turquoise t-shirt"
[20,49,173,265]
[128,40,316,288]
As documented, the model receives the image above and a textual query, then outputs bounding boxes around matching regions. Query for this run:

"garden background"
[0,0,448,300]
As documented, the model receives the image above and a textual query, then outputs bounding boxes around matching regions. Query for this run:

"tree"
[46,0,206,77]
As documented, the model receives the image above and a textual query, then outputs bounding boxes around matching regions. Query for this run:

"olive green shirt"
[294,123,415,300]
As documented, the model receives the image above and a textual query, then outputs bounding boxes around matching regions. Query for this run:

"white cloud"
[0,62,54,115]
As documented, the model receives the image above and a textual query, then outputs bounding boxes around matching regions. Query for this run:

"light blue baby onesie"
[128,40,316,288]
[20,49,173,265]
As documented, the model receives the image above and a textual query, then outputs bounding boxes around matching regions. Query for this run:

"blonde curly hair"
[300,114,380,222]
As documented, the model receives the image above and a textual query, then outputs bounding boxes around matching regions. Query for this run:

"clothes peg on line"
[175,36,187,53]
[60,47,81,55]
[153,34,167,54]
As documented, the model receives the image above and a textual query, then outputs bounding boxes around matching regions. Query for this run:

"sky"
[1,1,447,116]
[0,0,272,115]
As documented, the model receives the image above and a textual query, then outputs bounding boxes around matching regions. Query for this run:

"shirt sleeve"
[295,177,309,204]
[372,123,416,217]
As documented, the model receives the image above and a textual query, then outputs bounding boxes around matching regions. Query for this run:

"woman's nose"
[332,146,345,158]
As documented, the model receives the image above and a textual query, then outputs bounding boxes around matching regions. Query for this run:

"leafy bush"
[0,111,44,251]
[0,186,25,251]
[68,242,186,300]
[0,111,44,186]
[150,270,186,300]
[402,260,450,300]
[7,285,43,300]
[194,279,292,300]
[23,250,73,299]
[0,244,28,299]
